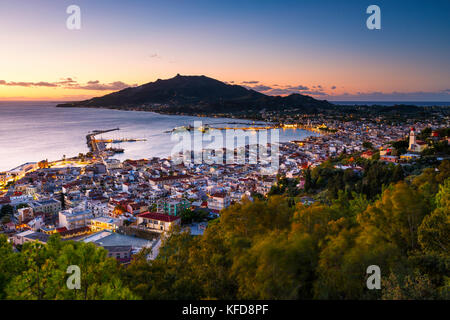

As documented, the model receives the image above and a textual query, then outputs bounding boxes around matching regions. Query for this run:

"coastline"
[0,103,322,173]
[55,104,331,135]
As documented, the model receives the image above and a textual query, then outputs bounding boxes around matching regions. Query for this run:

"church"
[408,127,427,153]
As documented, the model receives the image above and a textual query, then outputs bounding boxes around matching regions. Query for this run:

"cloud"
[288,85,309,91]
[0,80,58,87]
[68,81,133,91]
[243,83,316,96]
[301,90,327,96]
[241,81,259,84]
[243,84,272,91]
[0,78,135,91]
[323,89,450,101]
[149,53,162,59]
[243,81,450,100]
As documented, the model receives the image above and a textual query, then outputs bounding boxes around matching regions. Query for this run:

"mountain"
[56,74,333,114]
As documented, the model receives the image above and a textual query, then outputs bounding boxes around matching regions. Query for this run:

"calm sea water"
[0,101,319,171]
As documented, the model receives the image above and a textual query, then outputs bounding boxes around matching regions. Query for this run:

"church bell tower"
[409,127,416,151]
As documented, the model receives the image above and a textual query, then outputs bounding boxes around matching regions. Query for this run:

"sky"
[0,0,449,101]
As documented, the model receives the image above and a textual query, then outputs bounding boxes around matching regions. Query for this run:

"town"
[0,115,449,264]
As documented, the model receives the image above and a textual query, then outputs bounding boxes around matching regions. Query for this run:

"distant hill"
[56,74,333,114]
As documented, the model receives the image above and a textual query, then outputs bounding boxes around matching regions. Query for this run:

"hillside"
[56,74,333,114]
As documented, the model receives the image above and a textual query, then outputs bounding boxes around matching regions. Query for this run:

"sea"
[0,101,320,172]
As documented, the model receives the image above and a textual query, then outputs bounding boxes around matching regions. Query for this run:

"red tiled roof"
[0,197,11,204]
[149,174,192,182]
[138,212,180,222]
[59,226,90,237]
[211,192,227,198]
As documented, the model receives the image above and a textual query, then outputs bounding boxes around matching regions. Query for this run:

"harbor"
[166,122,336,134]
[86,128,146,157]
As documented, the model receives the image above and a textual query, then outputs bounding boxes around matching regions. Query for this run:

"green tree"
[418,179,450,254]
[359,181,428,253]
[0,235,25,299]
[382,270,438,300]
[0,204,13,219]
[5,235,137,300]
[362,141,373,149]
[233,231,317,299]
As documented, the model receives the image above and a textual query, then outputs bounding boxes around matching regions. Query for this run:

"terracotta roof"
[211,192,227,198]
[149,174,192,182]
[138,211,180,222]
[0,197,11,204]
[59,226,90,237]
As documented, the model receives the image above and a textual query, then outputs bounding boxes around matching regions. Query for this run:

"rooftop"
[138,211,181,222]
[83,231,153,248]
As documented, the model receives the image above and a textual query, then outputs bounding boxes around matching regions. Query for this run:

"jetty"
[86,128,120,155]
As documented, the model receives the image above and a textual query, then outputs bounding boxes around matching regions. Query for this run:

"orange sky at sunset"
[1,0,449,101]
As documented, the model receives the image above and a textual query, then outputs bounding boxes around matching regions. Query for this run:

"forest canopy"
[0,161,448,300]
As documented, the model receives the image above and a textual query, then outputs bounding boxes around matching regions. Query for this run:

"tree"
[0,235,25,299]
[391,165,404,182]
[60,193,66,210]
[382,270,438,300]
[233,231,317,299]
[418,179,450,254]
[303,168,313,192]
[5,235,137,300]
[179,208,208,225]
[123,226,204,300]
[391,139,409,154]
[362,141,373,150]
[358,181,428,253]
[1,215,12,224]
[417,127,432,141]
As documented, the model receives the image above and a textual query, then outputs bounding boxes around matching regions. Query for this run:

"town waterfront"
[0,101,320,171]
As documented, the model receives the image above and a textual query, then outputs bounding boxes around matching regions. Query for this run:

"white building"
[207,193,231,211]
[30,199,61,215]
[86,200,109,217]
[89,216,122,232]
[137,212,181,233]
[408,127,427,153]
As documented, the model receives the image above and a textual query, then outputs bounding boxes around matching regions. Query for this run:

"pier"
[86,128,148,158]
[86,128,120,155]
[92,138,147,143]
